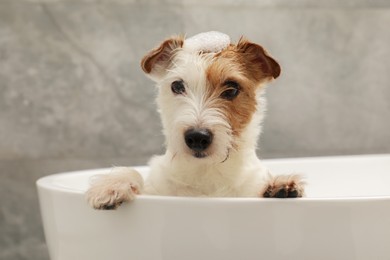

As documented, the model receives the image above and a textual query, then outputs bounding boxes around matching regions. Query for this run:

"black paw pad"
[99,201,123,210]
[274,188,288,198]
[263,186,301,198]
[287,189,299,198]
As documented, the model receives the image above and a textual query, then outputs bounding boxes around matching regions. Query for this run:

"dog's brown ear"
[141,36,184,80]
[236,38,281,82]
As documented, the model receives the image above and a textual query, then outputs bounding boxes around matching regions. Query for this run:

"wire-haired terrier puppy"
[87,32,305,209]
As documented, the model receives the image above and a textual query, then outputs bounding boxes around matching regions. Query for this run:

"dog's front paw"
[86,167,143,210]
[262,174,305,198]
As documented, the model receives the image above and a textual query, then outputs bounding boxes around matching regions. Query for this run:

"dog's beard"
[188,148,229,162]
[184,148,230,163]
[220,148,230,163]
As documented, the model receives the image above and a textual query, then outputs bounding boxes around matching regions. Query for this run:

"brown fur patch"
[235,37,281,80]
[206,63,257,139]
[205,39,280,139]
[141,35,184,75]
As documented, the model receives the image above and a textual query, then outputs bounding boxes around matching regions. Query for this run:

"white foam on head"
[184,31,231,53]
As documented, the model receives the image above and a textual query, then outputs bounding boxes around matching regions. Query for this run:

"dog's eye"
[221,81,240,100]
[171,80,186,95]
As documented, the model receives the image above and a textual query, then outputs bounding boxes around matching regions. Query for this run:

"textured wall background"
[1,0,390,259]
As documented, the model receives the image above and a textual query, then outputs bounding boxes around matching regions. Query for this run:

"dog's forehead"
[166,51,212,85]
[206,50,247,86]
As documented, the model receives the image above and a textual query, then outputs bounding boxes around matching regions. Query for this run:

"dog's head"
[141,33,280,163]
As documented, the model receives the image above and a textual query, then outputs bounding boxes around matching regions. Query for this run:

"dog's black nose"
[184,128,213,152]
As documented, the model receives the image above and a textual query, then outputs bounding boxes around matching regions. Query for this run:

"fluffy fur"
[86,34,305,210]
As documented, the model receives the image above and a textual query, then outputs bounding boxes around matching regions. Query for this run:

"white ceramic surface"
[37,154,390,260]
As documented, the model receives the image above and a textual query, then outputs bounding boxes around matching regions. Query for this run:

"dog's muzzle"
[184,128,213,158]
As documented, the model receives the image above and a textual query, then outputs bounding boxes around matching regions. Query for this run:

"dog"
[86,32,305,210]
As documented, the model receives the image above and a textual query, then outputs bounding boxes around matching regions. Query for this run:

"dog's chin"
[189,149,230,163]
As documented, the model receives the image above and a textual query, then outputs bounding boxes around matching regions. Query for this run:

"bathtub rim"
[36,153,390,203]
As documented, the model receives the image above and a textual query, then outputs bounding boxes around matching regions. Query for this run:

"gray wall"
[1,0,390,259]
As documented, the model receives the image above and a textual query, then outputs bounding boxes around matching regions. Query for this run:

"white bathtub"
[37,154,390,260]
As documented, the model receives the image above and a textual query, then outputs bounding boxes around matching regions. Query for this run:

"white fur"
[157,51,232,162]
[144,49,269,197]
